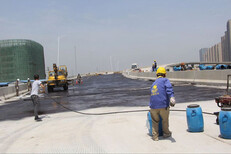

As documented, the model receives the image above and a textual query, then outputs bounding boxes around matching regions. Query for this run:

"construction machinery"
[47,64,68,92]
[215,75,231,108]
[214,75,231,124]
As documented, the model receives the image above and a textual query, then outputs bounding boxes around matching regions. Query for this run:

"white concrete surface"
[0,97,231,153]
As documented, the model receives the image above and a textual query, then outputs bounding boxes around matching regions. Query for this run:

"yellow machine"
[47,64,68,92]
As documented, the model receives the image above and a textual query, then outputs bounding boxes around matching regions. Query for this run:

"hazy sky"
[0,0,231,75]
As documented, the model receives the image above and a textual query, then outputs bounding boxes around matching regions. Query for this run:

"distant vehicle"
[131,63,138,69]
[131,63,141,71]
[47,64,68,92]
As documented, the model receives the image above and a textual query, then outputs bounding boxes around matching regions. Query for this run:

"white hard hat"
[17,79,20,81]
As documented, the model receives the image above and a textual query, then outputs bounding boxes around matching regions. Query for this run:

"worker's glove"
[170,97,176,107]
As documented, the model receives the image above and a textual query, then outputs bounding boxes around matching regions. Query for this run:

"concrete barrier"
[123,70,231,85]
[0,83,28,101]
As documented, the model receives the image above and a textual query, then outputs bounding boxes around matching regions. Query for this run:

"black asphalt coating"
[0,74,226,121]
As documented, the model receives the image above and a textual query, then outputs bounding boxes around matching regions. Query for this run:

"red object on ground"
[215,95,231,108]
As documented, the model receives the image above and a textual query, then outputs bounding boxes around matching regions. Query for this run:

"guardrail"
[123,70,231,85]
[0,83,28,101]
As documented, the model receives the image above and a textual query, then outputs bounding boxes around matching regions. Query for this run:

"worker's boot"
[152,133,159,141]
[163,132,172,138]
[152,137,159,141]
[35,116,42,122]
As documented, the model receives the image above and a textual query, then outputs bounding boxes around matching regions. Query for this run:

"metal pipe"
[227,75,231,95]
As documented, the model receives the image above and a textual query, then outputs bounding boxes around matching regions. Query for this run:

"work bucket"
[186,104,204,132]
[219,107,231,139]
[146,111,163,136]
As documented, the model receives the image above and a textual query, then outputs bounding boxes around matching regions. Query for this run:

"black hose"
[44,93,215,116]
[170,109,215,115]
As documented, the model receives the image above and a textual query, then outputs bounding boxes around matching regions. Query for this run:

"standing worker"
[77,73,82,84]
[27,78,32,91]
[15,79,19,96]
[154,60,157,70]
[152,63,155,72]
[31,74,45,121]
[149,67,175,141]
[152,60,157,72]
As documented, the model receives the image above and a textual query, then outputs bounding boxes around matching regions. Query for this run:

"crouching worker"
[31,74,45,121]
[149,67,175,141]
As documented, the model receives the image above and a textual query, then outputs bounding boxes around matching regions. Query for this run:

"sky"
[0,0,231,75]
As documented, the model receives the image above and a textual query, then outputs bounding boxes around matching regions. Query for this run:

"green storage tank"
[0,39,46,82]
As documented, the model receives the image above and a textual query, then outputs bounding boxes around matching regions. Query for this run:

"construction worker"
[15,79,19,96]
[152,60,157,72]
[27,78,32,91]
[149,67,175,141]
[31,74,45,121]
[154,60,157,69]
[152,63,155,72]
[77,73,82,84]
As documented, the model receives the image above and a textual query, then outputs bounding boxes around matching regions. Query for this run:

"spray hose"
[44,93,215,116]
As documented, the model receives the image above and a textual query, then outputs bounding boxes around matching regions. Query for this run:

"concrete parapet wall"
[0,84,28,101]
[123,70,231,85]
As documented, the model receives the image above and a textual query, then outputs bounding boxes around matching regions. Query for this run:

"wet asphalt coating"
[0,74,227,121]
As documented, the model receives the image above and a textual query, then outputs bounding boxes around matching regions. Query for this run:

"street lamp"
[74,45,77,76]
[57,36,66,66]
[57,36,60,66]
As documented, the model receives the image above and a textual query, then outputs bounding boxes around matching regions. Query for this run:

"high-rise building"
[0,39,46,82]
[221,33,229,61]
[199,48,208,62]
[217,42,222,62]
[199,19,231,62]
[227,20,231,61]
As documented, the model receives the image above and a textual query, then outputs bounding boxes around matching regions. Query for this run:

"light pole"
[57,36,60,66]
[57,35,66,66]
[74,45,77,76]
[110,56,113,72]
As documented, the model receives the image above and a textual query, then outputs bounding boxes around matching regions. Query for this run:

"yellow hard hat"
[156,67,166,75]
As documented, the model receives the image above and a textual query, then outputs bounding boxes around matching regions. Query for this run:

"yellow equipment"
[156,67,166,75]
[47,63,68,92]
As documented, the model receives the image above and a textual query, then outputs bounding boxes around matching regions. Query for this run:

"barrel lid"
[187,104,200,108]
[221,107,231,111]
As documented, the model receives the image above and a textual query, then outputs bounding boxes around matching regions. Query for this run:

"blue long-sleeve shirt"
[149,77,174,109]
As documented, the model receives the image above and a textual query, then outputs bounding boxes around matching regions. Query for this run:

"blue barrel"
[186,104,204,132]
[219,107,231,139]
[147,111,163,136]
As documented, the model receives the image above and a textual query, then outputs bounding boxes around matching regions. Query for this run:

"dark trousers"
[31,95,39,118]
[16,87,19,96]
[150,108,171,139]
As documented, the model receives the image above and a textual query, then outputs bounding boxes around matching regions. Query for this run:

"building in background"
[199,48,208,62]
[227,20,231,61]
[0,39,45,82]
[199,20,231,62]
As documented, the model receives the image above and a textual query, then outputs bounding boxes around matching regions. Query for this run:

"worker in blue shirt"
[149,67,175,141]
[152,60,157,72]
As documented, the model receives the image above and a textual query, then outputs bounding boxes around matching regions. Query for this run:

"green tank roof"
[0,39,46,82]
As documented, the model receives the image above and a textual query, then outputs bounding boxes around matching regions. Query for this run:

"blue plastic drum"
[219,107,231,139]
[186,104,204,132]
[147,111,163,136]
